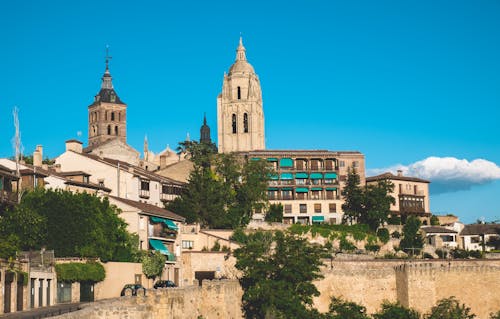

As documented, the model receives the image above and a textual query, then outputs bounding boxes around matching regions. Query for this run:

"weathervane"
[105,45,112,69]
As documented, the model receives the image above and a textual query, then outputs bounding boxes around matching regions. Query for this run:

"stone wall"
[53,279,243,319]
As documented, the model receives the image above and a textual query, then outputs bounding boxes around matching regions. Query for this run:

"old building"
[460,224,500,251]
[366,170,431,223]
[217,37,265,153]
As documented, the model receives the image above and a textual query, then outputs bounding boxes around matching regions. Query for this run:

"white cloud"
[368,157,500,194]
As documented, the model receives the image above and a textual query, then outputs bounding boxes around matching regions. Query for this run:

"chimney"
[65,140,83,153]
[397,170,403,177]
[160,155,167,169]
[33,147,42,167]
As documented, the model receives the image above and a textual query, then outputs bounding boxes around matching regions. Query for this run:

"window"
[284,204,292,214]
[325,160,334,170]
[243,113,248,133]
[339,161,345,168]
[311,190,320,200]
[237,86,241,100]
[299,204,307,214]
[119,112,121,121]
[140,180,150,198]
[282,190,293,200]
[353,161,359,168]
[107,125,111,135]
[111,112,115,121]
[295,179,306,185]
[329,203,337,213]
[314,204,321,213]
[115,126,118,135]
[232,114,237,133]
[326,190,335,200]
[296,160,306,170]
[182,240,194,249]
[105,111,108,121]
[296,192,306,200]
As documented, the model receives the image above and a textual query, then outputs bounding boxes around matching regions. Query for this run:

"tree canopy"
[0,188,140,261]
[168,141,271,229]
[425,297,476,319]
[234,230,325,319]
[399,215,424,256]
[342,168,395,231]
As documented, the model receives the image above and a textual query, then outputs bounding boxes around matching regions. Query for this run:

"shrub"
[436,249,448,259]
[211,241,221,251]
[425,296,476,319]
[365,244,380,253]
[377,228,390,244]
[391,231,401,239]
[340,236,356,252]
[388,216,401,225]
[55,262,105,282]
[373,301,420,319]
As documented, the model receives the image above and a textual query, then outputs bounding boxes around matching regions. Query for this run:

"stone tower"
[200,113,212,144]
[88,55,127,147]
[217,37,265,153]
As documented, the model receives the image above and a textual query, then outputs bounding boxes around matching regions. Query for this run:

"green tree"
[168,148,271,229]
[430,215,440,226]
[0,188,139,261]
[142,250,167,281]
[342,167,364,225]
[373,301,420,319]
[399,215,424,256]
[324,297,370,319]
[361,180,395,231]
[234,231,325,319]
[265,203,283,222]
[425,297,475,319]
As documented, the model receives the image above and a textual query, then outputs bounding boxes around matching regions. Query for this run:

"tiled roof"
[107,195,185,222]
[366,172,430,183]
[460,224,500,236]
[421,226,457,234]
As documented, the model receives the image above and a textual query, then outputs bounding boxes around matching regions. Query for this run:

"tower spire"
[102,45,113,89]
[236,36,246,61]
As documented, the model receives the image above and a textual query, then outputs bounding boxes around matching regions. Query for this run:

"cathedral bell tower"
[217,37,265,153]
[88,50,127,147]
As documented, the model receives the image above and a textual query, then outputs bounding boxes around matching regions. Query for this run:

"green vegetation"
[142,251,167,280]
[0,189,140,261]
[399,216,424,256]
[55,262,105,282]
[342,168,395,231]
[372,301,420,319]
[289,223,373,242]
[425,297,476,319]
[430,215,440,226]
[265,203,283,222]
[168,141,271,229]
[234,230,325,319]
[324,296,370,319]
[376,228,390,244]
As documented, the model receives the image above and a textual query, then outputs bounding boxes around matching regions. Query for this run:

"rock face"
[53,280,243,319]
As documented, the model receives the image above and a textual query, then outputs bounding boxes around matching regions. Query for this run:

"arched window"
[93,126,97,135]
[243,113,249,133]
[111,112,115,121]
[105,111,108,121]
[237,86,241,100]
[115,126,119,135]
[107,125,111,135]
[232,114,237,134]
[118,112,121,121]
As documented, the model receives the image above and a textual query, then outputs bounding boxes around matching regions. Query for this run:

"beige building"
[242,150,365,224]
[366,170,431,223]
[217,37,265,153]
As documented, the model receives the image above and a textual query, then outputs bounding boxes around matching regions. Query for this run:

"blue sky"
[1,1,499,223]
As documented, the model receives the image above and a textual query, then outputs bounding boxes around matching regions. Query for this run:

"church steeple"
[236,36,247,61]
[200,113,211,144]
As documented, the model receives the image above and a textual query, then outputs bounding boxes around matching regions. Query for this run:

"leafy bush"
[142,251,166,280]
[211,241,221,251]
[391,231,401,239]
[264,203,283,222]
[436,249,448,259]
[425,296,476,319]
[327,296,370,319]
[373,301,420,319]
[377,228,390,244]
[340,236,356,252]
[55,262,105,282]
[365,244,380,253]
[388,216,401,225]
[430,215,440,226]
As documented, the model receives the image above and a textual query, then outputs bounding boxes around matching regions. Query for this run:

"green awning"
[312,216,325,222]
[250,157,261,161]
[310,173,323,179]
[311,187,323,191]
[280,173,293,180]
[280,158,293,167]
[164,219,178,231]
[295,188,309,193]
[268,174,279,180]
[268,187,278,191]
[295,172,308,179]
[325,173,337,179]
[267,158,278,162]
[326,188,337,191]
[150,217,178,231]
[281,187,293,191]
[149,239,170,255]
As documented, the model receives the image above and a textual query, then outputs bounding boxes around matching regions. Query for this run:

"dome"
[229,60,255,74]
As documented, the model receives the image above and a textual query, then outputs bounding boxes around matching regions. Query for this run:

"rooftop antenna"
[12,106,23,203]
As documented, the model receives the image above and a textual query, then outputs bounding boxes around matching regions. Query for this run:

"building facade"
[217,38,265,153]
[243,150,365,224]
[366,170,431,223]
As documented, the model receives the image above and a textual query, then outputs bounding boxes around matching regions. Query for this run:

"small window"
[339,161,345,168]
[299,204,307,214]
[353,161,359,168]
[243,113,248,133]
[111,112,115,121]
[119,112,121,121]
[329,203,337,213]
[232,114,237,134]
[284,204,292,214]
[314,203,321,213]
[182,240,194,249]
[105,111,108,121]
[107,125,111,135]
[237,86,241,100]
[115,126,118,135]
